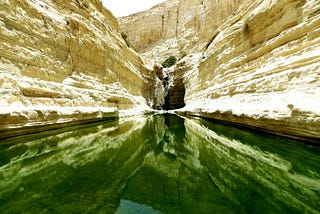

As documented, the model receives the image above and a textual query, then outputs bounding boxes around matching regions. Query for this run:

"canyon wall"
[0,0,154,138]
[182,0,320,142]
[120,0,320,142]
[119,0,243,63]
[1,0,319,142]
[119,0,179,54]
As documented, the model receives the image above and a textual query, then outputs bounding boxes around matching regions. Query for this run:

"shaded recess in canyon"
[163,80,185,110]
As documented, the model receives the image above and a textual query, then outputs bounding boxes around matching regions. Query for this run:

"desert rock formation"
[0,0,155,138]
[0,0,319,142]
[120,0,320,142]
[119,0,244,63]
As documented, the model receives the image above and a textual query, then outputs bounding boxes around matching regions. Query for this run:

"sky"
[101,0,167,17]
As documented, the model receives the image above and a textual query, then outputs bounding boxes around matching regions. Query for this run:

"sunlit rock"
[0,0,155,137]
[0,0,319,141]
[120,0,320,141]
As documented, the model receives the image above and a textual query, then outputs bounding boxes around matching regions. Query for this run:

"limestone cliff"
[0,0,154,138]
[120,0,320,142]
[182,0,320,142]
[1,0,319,142]
[119,0,243,63]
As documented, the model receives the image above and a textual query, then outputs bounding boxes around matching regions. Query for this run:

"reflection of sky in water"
[0,114,319,213]
[116,199,161,214]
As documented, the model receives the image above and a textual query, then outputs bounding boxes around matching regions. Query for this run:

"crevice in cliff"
[152,64,186,110]
[161,15,165,38]
[162,67,185,110]
[163,83,185,110]
[175,9,179,37]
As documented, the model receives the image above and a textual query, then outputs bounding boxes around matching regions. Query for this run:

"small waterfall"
[152,64,186,110]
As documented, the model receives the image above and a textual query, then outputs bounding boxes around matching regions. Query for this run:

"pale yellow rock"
[1,0,319,142]
[181,0,320,142]
[120,0,320,142]
[0,0,154,137]
[119,0,243,63]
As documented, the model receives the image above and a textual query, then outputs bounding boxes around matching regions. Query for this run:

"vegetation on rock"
[162,56,177,68]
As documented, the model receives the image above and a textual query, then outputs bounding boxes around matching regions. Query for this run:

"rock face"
[120,0,320,142]
[0,0,155,138]
[1,0,319,142]
[182,0,320,142]
[163,65,186,110]
[119,0,179,56]
[119,0,243,63]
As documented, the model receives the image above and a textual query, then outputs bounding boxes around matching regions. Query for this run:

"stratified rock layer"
[1,0,319,142]
[119,0,243,63]
[181,0,320,142]
[0,0,155,137]
[120,0,320,142]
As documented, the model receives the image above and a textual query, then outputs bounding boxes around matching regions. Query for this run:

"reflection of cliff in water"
[122,115,320,213]
[184,118,320,213]
[0,114,319,213]
[0,117,150,214]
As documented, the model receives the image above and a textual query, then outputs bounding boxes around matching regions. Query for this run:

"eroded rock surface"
[119,0,243,63]
[182,0,320,142]
[120,0,320,142]
[0,0,155,137]
[1,0,319,141]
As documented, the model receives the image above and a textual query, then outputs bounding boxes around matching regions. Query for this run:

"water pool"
[0,114,319,213]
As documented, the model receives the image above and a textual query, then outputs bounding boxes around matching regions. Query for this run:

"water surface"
[0,114,319,213]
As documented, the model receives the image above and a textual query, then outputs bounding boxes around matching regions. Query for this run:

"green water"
[0,114,319,213]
